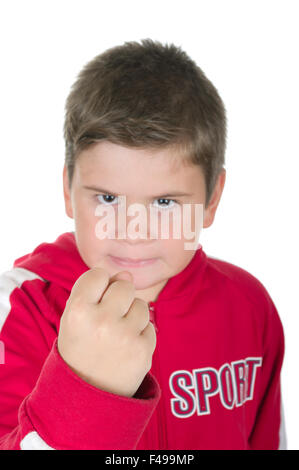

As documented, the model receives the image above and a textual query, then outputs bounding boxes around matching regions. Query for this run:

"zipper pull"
[148,301,159,333]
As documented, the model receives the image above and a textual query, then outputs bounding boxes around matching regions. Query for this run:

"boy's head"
[62,39,227,301]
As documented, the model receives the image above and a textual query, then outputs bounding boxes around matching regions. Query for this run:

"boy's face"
[63,141,225,302]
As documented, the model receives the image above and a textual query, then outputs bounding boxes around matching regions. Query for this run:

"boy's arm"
[248,294,286,450]
[0,269,161,450]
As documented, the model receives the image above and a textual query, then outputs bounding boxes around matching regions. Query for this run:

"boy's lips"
[108,255,158,268]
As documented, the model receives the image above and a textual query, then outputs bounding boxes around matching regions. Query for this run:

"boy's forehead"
[76,141,197,179]
[73,141,205,199]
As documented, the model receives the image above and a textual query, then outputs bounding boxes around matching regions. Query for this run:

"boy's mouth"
[108,255,158,268]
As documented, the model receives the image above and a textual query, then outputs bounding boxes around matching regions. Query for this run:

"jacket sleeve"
[0,268,161,450]
[248,292,286,450]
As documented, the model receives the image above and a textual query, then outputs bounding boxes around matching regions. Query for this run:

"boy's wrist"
[25,338,161,450]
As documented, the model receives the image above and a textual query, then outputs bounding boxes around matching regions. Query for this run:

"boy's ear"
[203,169,226,228]
[63,164,74,219]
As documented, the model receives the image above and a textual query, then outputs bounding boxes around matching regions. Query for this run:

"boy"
[0,39,286,450]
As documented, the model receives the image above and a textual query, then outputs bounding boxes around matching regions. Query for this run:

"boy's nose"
[115,210,159,242]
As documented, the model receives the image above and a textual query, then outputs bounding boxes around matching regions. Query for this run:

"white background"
[0,0,298,449]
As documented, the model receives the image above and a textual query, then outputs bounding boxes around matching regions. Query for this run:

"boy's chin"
[127,272,158,291]
[126,271,168,298]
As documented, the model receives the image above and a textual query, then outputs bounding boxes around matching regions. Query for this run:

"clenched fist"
[57,268,157,398]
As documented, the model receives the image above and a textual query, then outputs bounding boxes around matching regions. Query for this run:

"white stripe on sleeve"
[0,267,45,330]
[20,431,54,450]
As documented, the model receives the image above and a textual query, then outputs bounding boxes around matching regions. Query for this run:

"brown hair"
[63,39,227,207]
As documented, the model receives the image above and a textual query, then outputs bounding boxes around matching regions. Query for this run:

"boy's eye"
[152,198,177,209]
[96,194,118,205]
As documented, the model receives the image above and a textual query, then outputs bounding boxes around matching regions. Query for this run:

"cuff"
[25,338,161,450]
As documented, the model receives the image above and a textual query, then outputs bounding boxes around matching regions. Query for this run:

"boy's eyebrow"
[82,185,193,198]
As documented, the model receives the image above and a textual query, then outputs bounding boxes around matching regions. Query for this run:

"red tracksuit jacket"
[0,232,286,450]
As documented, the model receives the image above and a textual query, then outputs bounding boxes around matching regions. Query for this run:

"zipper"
[148,301,168,449]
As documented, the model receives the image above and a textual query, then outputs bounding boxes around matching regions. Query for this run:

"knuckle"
[96,307,113,328]
[135,297,147,307]
[147,322,157,348]
[94,319,112,340]
[92,267,110,282]
[114,279,135,293]
[134,298,149,313]
[67,294,85,313]
[73,270,90,286]
[120,329,133,347]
